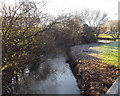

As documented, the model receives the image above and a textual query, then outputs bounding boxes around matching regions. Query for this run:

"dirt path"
[68,42,120,96]
[70,43,104,60]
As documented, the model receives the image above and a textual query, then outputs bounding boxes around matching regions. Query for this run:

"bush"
[80,24,97,44]
[1,0,51,93]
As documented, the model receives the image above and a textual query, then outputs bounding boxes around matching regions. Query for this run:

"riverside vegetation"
[1,0,119,95]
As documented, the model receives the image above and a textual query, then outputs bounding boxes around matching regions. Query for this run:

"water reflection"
[17,54,80,94]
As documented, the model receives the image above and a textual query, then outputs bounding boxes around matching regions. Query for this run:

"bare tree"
[1,0,66,94]
[79,8,108,38]
[107,20,119,40]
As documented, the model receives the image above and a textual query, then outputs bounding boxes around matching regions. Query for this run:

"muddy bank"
[67,43,120,96]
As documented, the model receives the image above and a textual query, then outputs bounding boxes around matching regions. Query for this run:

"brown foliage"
[75,59,120,96]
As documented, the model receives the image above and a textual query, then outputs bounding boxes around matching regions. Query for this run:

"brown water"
[17,53,81,94]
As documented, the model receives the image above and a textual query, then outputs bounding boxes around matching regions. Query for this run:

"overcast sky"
[4,0,120,20]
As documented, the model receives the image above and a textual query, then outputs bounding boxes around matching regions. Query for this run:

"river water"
[16,53,81,94]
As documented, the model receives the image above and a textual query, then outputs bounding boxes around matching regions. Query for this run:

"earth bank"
[67,42,120,96]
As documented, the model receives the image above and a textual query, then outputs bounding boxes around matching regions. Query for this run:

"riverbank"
[68,42,120,96]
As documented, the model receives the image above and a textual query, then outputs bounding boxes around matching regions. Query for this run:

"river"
[16,53,81,94]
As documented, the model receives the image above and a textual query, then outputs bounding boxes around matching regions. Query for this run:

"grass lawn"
[97,40,120,67]
[99,34,113,38]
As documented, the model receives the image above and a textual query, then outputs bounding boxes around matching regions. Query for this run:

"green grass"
[98,34,113,38]
[96,41,120,67]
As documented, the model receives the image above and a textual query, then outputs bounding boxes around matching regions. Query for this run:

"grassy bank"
[96,40,120,67]
[99,34,113,38]
[68,42,120,96]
